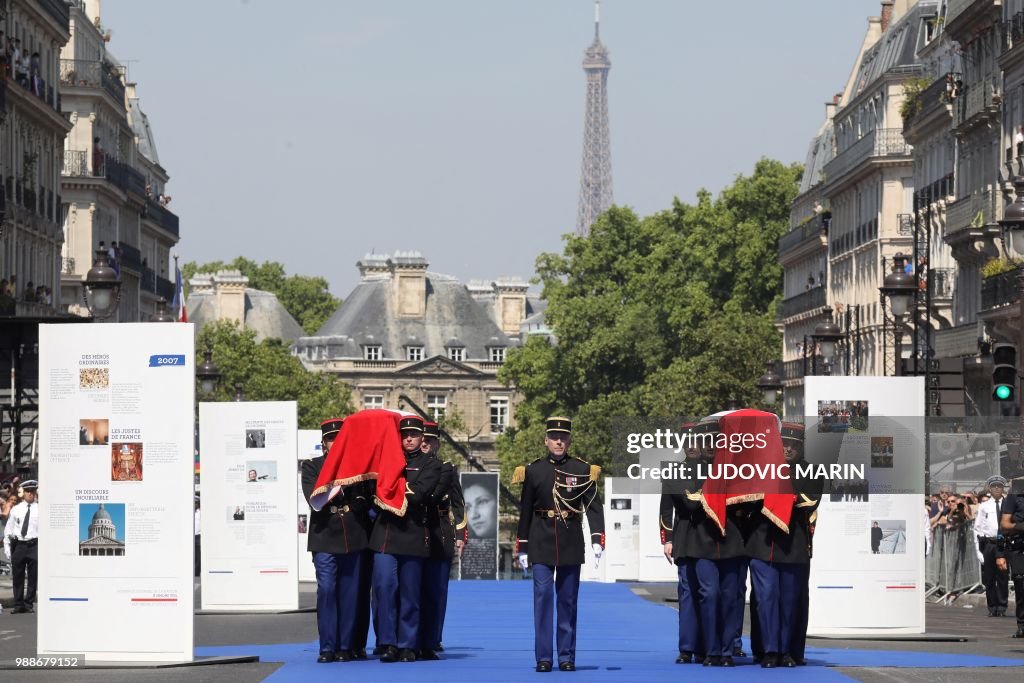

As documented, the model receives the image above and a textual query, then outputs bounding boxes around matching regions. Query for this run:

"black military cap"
[546,416,572,434]
[423,421,440,438]
[320,418,344,439]
[399,415,424,433]
[781,422,805,443]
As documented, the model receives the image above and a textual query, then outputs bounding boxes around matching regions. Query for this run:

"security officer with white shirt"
[3,480,39,614]
[975,475,1009,617]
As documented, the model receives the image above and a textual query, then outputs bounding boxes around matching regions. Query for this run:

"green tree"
[498,158,802,478]
[182,257,340,334]
[196,320,353,427]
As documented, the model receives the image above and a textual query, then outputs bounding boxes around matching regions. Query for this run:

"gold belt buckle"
[547,510,555,518]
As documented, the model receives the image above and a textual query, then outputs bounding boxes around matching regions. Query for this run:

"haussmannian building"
[293,252,542,469]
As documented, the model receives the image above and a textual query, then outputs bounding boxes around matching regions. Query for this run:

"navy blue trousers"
[676,559,702,654]
[694,557,741,657]
[419,557,452,649]
[312,551,365,653]
[748,558,781,655]
[532,564,581,664]
[731,558,749,652]
[372,552,424,650]
[778,562,808,657]
[354,549,373,651]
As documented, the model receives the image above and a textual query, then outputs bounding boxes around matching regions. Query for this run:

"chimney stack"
[880,0,894,33]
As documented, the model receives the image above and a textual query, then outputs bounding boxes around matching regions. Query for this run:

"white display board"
[199,401,298,610]
[38,323,195,662]
[585,477,676,583]
[805,376,926,635]
[296,429,320,583]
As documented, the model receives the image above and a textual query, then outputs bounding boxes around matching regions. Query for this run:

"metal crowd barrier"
[925,521,983,604]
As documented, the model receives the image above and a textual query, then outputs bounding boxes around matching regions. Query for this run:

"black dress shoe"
[536,660,553,672]
[317,652,335,663]
[334,650,353,662]
[11,607,27,614]
[353,648,368,660]
[380,645,399,663]
[372,646,386,656]
[703,655,722,667]
[761,653,777,668]
[675,651,693,664]
[418,648,440,660]
[398,648,417,662]
[559,661,576,671]
[720,656,735,667]
[435,643,445,652]
[1013,629,1024,639]
[780,654,797,668]
[794,657,807,666]
[732,646,746,658]
[24,606,34,613]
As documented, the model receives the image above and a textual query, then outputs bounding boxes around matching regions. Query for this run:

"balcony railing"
[352,360,399,369]
[62,149,89,176]
[903,72,959,132]
[954,78,997,128]
[944,188,1001,239]
[929,267,956,299]
[779,286,827,320]
[59,59,126,105]
[981,267,1023,311]
[119,243,143,273]
[823,128,911,184]
[783,358,809,382]
[142,199,180,237]
[779,213,830,256]
[157,276,175,301]
[1007,12,1024,53]
[104,157,147,197]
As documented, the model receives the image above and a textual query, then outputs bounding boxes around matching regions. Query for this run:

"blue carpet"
[196,581,1024,682]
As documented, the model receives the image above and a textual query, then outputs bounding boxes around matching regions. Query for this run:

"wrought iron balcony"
[954,78,998,128]
[981,266,1024,312]
[142,199,180,237]
[119,242,143,273]
[823,128,911,185]
[783,358,809,382]
[104,157,147,197]
[1007,12,1024,53]
[944,188,1001,239]
[779,286,827,320]
[59,59,126,105]
[779,214,829,257]
[157,276,175,301]
[903,72,959,133]
[62,150,89,177]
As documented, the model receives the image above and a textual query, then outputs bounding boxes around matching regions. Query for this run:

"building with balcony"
[293,252,540,469]
[59,0,180,322]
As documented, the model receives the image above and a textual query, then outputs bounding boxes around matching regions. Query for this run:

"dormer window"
[489,347,506,363]
[407,346,424,362]
[447,347,465,362]
[363,345,382,361]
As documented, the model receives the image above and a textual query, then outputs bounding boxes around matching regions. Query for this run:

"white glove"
[518,553,529,571]
[592,543,603,568]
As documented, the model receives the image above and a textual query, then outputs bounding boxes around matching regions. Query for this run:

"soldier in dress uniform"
[659,424,705,664]
[514,416,605,673]
[418,420,466,659]
[745,421,815,667]
[684,420,745,667]
[368,415,443,663]
[300,418,374,662]
[998,481,1024,638]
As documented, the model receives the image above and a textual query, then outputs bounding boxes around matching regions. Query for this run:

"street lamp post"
[756,360,783,412]
[233,383,245,402]
[149,297,175,323]
[195,344,222,398]
[812,316,845,376]
[879,254,916,377]
[82,247,121,319]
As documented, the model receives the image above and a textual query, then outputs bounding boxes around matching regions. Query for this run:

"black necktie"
[996,498,1001,522]
[21,504,31,538]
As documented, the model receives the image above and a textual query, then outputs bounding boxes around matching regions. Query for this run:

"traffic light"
[991,343,1017,402]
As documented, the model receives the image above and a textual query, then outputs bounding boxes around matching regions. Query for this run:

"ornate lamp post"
[879,254,916,376]
[82,247,121,319]
[756,361,783,409]
[149,297,175,323]
[812,316,846,376]
[233,383,245,402]
[195,344,221,398]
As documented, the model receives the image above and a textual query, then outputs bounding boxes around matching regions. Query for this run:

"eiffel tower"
[576,1,613,236]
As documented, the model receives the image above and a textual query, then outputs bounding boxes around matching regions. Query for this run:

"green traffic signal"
[996,385,1013,401]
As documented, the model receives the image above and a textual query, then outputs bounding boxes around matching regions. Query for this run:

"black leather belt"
[12,538,37,545]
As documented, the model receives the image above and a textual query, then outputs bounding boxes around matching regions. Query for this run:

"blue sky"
[104,0,883,297]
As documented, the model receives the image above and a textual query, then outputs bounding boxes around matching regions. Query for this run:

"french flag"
[171,265,188,322]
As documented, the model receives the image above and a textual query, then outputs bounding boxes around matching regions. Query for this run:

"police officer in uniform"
[301,418,373,662]
[998,484,1024,638]
[684,421,745,667]
[369,415,442,662]
[659,424,705,664]
[514,416,605,672]
[419,420,466,659]
[3,480,39,614]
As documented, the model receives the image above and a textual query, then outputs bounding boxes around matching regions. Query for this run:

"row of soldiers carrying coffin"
[659,414,821,668]
[300,413,467,664]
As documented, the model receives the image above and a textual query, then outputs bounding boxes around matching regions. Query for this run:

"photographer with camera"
[997,481,1024,638]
